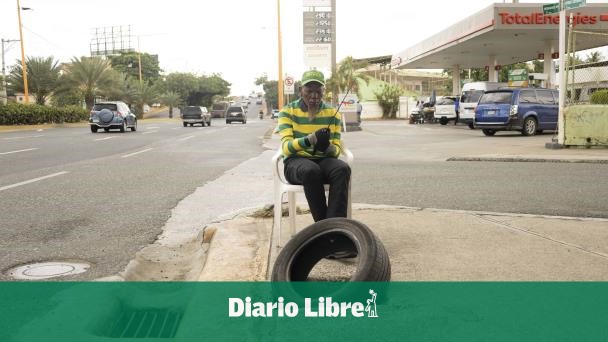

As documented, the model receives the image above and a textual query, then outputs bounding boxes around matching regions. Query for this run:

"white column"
[452,65,461,95]
[558,3,566,145]
[489,55,498,82]
[544,41,556,89]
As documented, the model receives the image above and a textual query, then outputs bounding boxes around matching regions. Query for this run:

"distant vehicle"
[256,98,263,105]
[210,102,229,118]
[181,106,211,127]
[241,100,248,108]
[434,96,457,125]
[271,109,279,119]
[226,106,247,124]
[474,88,558,136]
[460,82,507,128]
[89,101,137,133]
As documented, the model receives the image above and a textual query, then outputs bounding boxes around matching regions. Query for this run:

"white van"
[459,82,507,128]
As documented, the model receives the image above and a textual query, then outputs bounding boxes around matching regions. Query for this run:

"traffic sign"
[284,76,295,95]
[543,3,560,14]
[564,0,586,10]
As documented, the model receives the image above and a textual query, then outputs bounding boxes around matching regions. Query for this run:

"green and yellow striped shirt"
[278,99,342,159]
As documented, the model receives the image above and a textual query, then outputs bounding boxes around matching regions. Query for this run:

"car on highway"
[181,106,211,127]
[226,106,247,124]
[89,101,137,133]
[474,88,558,136]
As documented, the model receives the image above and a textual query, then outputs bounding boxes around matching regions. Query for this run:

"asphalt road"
[0,103,273,280]
[348,121,608,218]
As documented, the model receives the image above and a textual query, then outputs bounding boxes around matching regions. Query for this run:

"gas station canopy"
[391,3,608,70]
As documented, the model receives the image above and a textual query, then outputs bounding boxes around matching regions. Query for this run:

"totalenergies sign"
[499,12,608,25]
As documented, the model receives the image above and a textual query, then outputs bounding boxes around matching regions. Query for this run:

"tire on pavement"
[439,117,448,125]
[272,218,391,282]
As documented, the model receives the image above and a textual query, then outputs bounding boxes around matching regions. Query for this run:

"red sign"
[552,52,559,59]
[494,65,502,71]
[538,53,544,60]
[484,65,489,71]
[499,12,604,25]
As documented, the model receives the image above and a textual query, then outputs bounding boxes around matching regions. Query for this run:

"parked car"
[271,109,279,119]
[434,96,458,125]
[226,106,247,124]
[211,102,229,118]
[460,82,507,128]
[181,106,211,127]
[89,101,137,133]
[474,88,558,136]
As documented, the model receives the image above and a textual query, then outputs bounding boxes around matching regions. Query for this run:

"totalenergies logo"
[499,12,608,25]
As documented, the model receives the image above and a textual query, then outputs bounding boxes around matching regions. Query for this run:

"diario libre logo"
[229,289,379,318]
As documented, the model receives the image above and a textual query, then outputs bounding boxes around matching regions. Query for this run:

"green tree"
[8,56,61,105]
[532,59,544,73]
[160,91,182,118]
[187,73,231,107]
[108,52,161,84]
[326,56,370,101]
[163,72,199,105]
[57,57,120,109]
[130,80,159,118]
[374,84,402,119]
[585,51,603,63]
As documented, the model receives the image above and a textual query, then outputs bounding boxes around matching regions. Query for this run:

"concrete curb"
[447,156,608,164]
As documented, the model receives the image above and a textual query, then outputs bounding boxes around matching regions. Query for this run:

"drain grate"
[103,307,183,339]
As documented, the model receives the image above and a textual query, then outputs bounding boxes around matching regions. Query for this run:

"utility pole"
[1,38,19,104]
[277,0,284,110]
[16,0,29,104]
[331,0,337,105]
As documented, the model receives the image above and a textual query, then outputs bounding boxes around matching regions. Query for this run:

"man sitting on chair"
[277,70,351,222]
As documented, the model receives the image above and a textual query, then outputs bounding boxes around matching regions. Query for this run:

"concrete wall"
[564,105,608,146]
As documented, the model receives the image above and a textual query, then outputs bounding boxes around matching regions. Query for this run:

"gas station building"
[390,2,608,94]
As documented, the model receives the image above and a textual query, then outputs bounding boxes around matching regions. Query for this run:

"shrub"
[590,89,608,105]
[0,102,88,125]
[374,84,403,119]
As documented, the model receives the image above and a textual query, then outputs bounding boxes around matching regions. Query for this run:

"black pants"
[283,157,351,222]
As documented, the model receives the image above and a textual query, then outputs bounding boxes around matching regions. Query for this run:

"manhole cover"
[7,261,89,280]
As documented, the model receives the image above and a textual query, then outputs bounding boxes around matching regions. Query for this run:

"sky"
[0,0,606,95]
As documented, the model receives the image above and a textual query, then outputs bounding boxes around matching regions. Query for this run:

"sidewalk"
[199,125,608,281]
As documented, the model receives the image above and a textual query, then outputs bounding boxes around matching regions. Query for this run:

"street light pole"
[1,39,19,104]
[16,0,29,104]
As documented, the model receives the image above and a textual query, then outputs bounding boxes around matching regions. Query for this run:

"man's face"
[301,82,324,115]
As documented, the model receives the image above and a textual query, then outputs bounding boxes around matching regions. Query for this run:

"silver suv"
[89,101,137,133]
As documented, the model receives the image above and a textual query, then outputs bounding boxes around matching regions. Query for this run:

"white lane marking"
[0,148,39,155]
[142,131,158,135]
[146,126,161,130]
[2,134,44,140]
[121,148,153,158]
[94,136,115,141]
[179,135,195,142]
[0,171,69,192]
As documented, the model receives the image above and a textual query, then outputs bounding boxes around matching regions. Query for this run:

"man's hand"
[314,128,330,152]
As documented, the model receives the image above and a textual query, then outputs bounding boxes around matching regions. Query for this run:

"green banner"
[2,282,608,341]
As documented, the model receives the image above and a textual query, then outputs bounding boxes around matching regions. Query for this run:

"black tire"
[183,122,187,127]
[482,129,496,136]
[468,123,475,129]
[272,218,391,282]
[120,121,126,133]
[207,120,211,126]
[439,117,448,125]
[522,117,537,136]
[130,120,137,132]
[226,121,230,124]
[90,126,98,133]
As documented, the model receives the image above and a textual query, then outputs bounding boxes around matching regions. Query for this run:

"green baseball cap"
[301,70,325,86]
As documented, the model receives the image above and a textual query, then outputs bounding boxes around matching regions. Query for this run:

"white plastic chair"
[272,146,353,247]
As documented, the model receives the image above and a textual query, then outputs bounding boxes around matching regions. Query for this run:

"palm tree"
[586,51,603,63]
[132,81,159,119]
[326,56,370,101]
[58,57,118,109]
[160,91,182,118]
[8,56,61,105]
